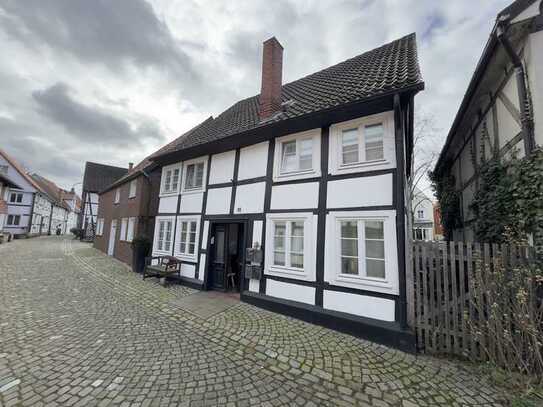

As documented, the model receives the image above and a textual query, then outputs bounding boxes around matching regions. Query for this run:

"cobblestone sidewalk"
[0,237,504,406]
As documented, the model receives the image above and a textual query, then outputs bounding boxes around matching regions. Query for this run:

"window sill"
[330,274,397,295]
[181,188,205,195]
[174,253,197,263]
[159,191,179,198]
[266,265,313,281]
[273,169,321,183]
[338,159,389,170]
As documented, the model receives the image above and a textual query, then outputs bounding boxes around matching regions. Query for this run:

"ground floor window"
[265,212,316,281]
[325,210,398,295]
[175,217,199,260]
[156,219,173,252]
[413,228,432,241]
[7,214,20,225]
[126,217,136,242]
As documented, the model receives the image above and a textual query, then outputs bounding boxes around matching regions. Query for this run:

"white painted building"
[412,188,435,241]
[435,0,543,241]
[147,35,424,351]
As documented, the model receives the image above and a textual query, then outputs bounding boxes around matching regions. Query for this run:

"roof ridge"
[0,148,44,193]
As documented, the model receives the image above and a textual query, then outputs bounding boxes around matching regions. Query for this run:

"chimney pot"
[259,37,283,120]
[128,162,134,170]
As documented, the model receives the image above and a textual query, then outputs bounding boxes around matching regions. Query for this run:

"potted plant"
[131,235,151,274]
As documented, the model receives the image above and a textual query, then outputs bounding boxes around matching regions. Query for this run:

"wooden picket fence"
[413,240,539,360]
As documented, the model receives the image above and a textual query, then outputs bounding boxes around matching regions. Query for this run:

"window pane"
[366,259,385,279]
[172,169,179,191]
[341,257,358,275]
[291,236,304,253]
[291,253,304,268]
[341,238,358,257]
[164,171,171,192]
[365,221,384,239]
[195,163,204,187]
[274,222,286,237]
[181,221,188,234]
[273,251,285,266]
[341,221,357,238]
[188,243,195,254]
[342,129,359,164]
[366,240,385,259]
[190,222,197,233]
[281,141,297,172]
[299,139,313,170]
[185,164,195,188]
[365,124,384,160]
[180,242,186,252]
[291,221,303,236]
[274,236,285,250]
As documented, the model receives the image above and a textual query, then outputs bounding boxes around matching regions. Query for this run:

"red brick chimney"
[259,37,283,120]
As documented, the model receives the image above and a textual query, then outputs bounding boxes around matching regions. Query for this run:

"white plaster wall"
[271,182,319,210]
[180,263,196,278]
[205,187,232,215]
[322,290,395,322]
[496,96,522,150]
[198,254,206,281]
[238,142,269,180]
[265,279,315,305]
[528,30,543,147]
[180,193,203,213]
[327,174,393,208]
[201,221,209,249]
[209,150,236,184]
[233,182,265,214]
[158,196,177,214]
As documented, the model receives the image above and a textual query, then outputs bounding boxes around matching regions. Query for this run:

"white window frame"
[120,218,128,241]
[264,212,316,281]
[96,218,104,236]
[126,217,136,242]
[10,192,23,203]
[128,179,137,199]
[273,129,321,182]
[7,214,20,225]
[325,210,398,295]
[182,157,208,193]
[329,111,395,175]
[160,163,183,196]
[174,216,200,261]
[153,216,174,254]
[114,188,120,204]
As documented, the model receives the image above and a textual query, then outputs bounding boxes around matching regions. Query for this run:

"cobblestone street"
[0,236,504,406]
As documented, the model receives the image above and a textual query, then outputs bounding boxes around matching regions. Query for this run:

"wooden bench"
[143,256,181,282]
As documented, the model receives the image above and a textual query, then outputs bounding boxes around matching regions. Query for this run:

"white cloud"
[0,0,513,193]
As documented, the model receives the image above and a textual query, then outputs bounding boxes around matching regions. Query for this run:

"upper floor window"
[273,129,321,182]
[417,209,424,219]
[114,188,120,204]
[280,138,313,173]
[10,192,23,203]
[161,164,182,195]
[129,180,137,198]
[184,162,205,191]
[329,112,394,175]
[341,123,384,165]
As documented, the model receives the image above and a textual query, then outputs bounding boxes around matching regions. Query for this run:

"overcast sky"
[0,0,511,194]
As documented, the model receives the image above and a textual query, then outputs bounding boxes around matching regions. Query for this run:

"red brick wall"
[94,175,155,267]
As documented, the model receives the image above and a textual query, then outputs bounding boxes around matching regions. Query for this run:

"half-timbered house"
[79,162,127,241]
[148,34,424,350]
[434,0,543,242]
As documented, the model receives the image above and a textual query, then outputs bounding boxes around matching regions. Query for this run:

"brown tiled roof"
[0,148,44,192]
[30,174,71,210]
[82,162,128,193]
[155,33,423,158]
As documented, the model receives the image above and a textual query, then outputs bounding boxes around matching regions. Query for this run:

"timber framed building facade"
[142,35,424,351]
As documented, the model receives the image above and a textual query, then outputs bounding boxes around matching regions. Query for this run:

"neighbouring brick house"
[79,162,128,241]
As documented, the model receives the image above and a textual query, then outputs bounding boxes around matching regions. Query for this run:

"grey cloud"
[32,82,165,147]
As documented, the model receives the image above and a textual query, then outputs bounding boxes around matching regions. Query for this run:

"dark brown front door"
[208,223,245,292]
[209,224,227,290]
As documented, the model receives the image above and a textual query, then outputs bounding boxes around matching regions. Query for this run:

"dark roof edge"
[98,162,158,195]
[152,82,425,165]
[434,0,538,174]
